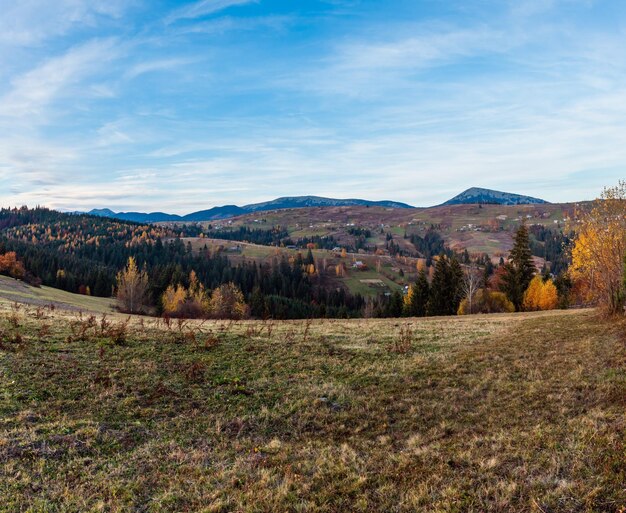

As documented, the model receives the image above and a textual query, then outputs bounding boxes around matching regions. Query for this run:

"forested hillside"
[0,207,364,318]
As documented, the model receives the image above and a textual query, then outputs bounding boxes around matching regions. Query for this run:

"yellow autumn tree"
[538,279,558,311]
[570,181,626,314]
[116,257,149,314]
[209,282,248,319]
[523,276,558,311]
[162,284,187,316]
[161,271,210,318]
[187,270,210,315]
[523,276,544,311]
[402,286,414,311]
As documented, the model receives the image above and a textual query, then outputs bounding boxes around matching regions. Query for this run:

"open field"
[1,302,624,512]
[0,275,115,314]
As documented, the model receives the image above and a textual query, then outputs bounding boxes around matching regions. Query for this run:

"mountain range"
[87,196,414,223]
[87,188,549,223]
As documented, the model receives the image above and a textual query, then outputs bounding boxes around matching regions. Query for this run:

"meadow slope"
[0,304,624,512]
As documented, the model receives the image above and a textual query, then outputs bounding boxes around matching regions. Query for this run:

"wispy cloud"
[165,0,258,25]
[123,58,198,80]
[0,38,120,119]
[0,0,127,47]
[1,0,624,212]
[176,15,293,35]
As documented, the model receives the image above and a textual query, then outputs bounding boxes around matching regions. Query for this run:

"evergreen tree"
[500,224,536,310]
[386,290,404,317]
[449,257,464,308]
[426,255,463,316]
[404,269,430,317]
[304,249,315,266]
[482,259,494,288]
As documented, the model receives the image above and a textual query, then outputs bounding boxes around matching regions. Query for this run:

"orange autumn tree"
[0,252,25,280]
[522,276,543,311]
[571,181,626,314]
[162,284,187,316]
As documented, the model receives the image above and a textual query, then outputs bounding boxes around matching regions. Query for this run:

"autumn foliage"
[522,276,558,311]
[209,282,248,319]
[570,181,626,314]
[116,257,149,314]
[161,271,210,318]
[0,252,25,280]
[458,289,514,315]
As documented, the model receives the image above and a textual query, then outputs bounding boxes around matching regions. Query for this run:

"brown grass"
[0,305,624,512]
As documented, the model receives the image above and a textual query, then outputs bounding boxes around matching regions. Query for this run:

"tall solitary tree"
[500,224,536,310]
[116,256,149,314]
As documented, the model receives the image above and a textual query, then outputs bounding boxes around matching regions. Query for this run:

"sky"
[1,0,626,213]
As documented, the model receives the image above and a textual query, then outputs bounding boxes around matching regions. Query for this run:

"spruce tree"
[387,290,404,317]
[406,269,430,317]
[501,224,536,310]
[426,255,463,316]
[449,256,464,311]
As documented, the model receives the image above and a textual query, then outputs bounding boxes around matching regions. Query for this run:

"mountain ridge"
[441,187,548,206]
[87,196,415,223]
[86,188,549,223]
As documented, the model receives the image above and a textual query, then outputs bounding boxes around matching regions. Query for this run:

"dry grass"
[0,275,115,313]
[0,304,624,512]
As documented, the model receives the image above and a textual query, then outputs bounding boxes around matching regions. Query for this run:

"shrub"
[161,271,210,318]
[458,289,514,315]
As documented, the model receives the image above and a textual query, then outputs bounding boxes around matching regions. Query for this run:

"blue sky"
[1,0,625,213]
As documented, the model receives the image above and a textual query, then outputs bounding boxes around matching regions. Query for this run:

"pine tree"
[304,249,315,266]
[426,255,463,316]
[501,224,536,311]
[387,290,404,317]
[404,269,430,317]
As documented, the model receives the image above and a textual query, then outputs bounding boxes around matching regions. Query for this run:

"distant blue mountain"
[88,209,182,223]
[86,189,548,224]
[182,205,246,222]
[87,196,414,223]
[441,187,548,206]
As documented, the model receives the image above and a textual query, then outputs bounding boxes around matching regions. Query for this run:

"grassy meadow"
[0,275,115,314]
[1,297,624,512]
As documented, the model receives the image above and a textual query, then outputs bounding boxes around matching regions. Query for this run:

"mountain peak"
[442,188,548,206]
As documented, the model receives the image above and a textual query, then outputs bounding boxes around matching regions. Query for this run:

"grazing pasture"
[0,300,624,512]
